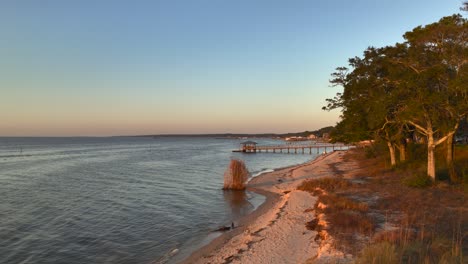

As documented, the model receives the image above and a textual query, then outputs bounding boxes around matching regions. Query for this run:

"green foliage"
[395,238,464,263]
[364,146,377,158]
[461,166,468,193]
[324,14,468,177]
[406,143,426,162]
[315,126,335,136]
[329,117,372,144]
[402,173,432,188]
[278,126,336,139]
[463,167,468,183]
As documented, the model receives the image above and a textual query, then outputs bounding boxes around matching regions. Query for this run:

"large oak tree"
[325,15,467,180]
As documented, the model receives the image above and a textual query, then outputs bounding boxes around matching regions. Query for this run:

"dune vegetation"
[299,145,467,263]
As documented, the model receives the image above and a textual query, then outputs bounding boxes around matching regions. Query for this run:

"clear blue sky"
[0,0,463,136]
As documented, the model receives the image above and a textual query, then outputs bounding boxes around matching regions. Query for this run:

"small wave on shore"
[154,248,179,264]
[248,169,275,183]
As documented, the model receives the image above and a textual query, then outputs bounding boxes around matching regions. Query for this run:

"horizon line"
[0,130,333,138]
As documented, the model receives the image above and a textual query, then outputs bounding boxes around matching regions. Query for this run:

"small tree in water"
[223,159,249,190]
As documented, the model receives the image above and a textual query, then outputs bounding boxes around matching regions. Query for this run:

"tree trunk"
[407,119,457,181]
[387,141,396,166]
[398,145,406,162]
[446,134,453,163]
[427,133,436,181]
[398,138,407,162]
[446,134,457,182]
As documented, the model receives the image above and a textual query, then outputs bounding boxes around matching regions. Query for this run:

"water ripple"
[0,137,316,263]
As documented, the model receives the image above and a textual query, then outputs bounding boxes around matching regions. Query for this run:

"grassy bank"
[299,145,468,263]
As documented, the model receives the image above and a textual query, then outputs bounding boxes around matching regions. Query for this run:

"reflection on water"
[0,137,316,264]
[223,190,254,221]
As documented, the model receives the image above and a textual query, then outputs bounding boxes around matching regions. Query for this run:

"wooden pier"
[233,141,348,154]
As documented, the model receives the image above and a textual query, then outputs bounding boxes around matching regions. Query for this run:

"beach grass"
[298,145,468,262]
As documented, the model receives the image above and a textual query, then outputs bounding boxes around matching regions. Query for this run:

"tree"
[398,15,468,180]
[324,15,467,180]
[325,47,409,165]
[461,1,468,11]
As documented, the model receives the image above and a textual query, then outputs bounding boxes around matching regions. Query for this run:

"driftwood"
[214,222,235,232]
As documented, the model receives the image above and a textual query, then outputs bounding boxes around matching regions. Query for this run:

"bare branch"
[393,60,426,74]
[407,120,428,135]
[434,122,460,146]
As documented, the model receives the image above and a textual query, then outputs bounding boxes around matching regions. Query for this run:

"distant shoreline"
[0,126,335,139]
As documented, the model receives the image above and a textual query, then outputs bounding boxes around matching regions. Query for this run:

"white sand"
[182,151,354,264]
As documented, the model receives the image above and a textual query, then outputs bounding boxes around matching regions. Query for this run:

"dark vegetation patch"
[305,218,319,230]
[298,177,352,192]
[298,145,468,262]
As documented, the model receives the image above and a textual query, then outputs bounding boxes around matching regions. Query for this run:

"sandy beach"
[182,150,355,264]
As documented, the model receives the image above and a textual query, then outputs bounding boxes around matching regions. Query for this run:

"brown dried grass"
[318,194,369,213]
[223,159,249,190]
[299,146,468,261]
[297,177,353,192]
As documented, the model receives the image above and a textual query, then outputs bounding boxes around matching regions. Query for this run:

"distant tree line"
[287,126,334,138]
[324,14,467,181]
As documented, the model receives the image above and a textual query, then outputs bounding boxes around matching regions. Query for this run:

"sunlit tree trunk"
[427,130,436,181]
[387,141,396,166]
[409,120,436,180]
[408,120,458,181]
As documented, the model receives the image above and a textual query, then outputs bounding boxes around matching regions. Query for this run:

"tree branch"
[407,120,428,135]
[394,60,426,74]
[434,123,460,146]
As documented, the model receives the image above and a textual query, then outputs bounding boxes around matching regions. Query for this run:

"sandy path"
[182,151,351,264]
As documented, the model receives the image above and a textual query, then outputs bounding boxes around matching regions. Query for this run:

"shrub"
[402,173,432,188]
[319,194,368,213]
[223,159,249,190]
[365,146,377,158]
[298,177,352,192]
[328,210,375,234]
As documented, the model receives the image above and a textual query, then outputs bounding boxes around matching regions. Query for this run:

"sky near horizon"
[0,1,463,136]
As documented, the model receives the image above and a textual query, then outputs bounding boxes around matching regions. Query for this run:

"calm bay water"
[0,137,320,264]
